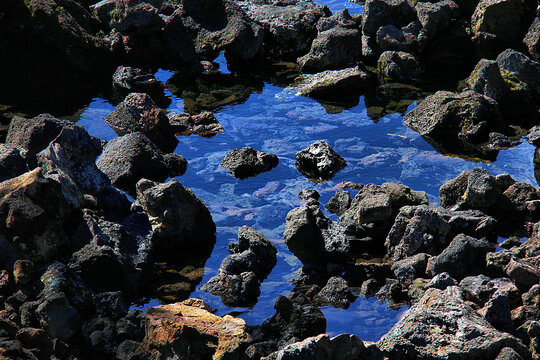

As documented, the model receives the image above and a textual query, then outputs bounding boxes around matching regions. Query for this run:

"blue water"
[75,0,537,343]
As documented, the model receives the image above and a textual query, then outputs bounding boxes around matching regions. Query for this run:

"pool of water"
[10,0,539,344]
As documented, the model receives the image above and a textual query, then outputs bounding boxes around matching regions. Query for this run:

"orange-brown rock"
[134,298,251,360]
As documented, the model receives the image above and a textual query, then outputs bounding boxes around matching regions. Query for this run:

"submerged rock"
[220,147,279,179]
[168,112,224,137]
[104,93,178,153]
[295,66,370,100]
[295,140,346,181]
[377,286,529,359]
[133,298,252,360]
[112,66,158,90]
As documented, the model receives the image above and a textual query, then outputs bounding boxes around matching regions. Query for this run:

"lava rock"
[524,16,540,61]
[362,0,417,38]
[295,66,370,100]
[104,93,178,153]
[0,144,28,182]
[325,189,352,215]
[471,0,526,46]
[377,50,424,83]
[220,147,279,179]
[295,140,346,181]
[314,276,357,309]
[168,112,224,137]
[112,66,158,90]
[415,0,459,39]
[427,272,458,290]
[467,59,509,103]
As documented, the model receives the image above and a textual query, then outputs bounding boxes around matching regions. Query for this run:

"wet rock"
[427,272,457,290]
[375,279,406,303]
[295,140,346,181]
[415,0,459,38]
[377,286,529,359]
[524,16,540,61]
[37,125,131,218]
[0,144,28,182]
[403,90,503,157]
[168,111,224,137]
[488,132,520,150]
[13,260,33,286]
[325,189,351,216]
[386,205,497,260]
[262,333,367,360]
[220,147,279,179]
[96,132,177,193]
[298,10,362,73]
[295,66,370,100]
[299,189,320,203]
[527,126,540,146]
[6,114,70,167]
[471,0,526,47]
[377,51,423,83]
[112,66,158,90]
[426,234,491,280]
[341,184,393,225]
[0,169,75,266]
[135,178,216,259]
[248,294,326,358]
[104,93,178,153]
[201,226,277,306]
[240,0,330,60]
[133,298,251,360]
[314,276,356,309]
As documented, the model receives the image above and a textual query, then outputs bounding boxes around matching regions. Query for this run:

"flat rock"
[168,112,224,137]
[295,66,370,99]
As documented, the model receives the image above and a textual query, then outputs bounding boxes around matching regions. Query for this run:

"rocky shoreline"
[0,0,539,359]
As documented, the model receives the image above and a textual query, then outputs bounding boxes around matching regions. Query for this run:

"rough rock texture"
[377,286,529,359]
[415,0,459,39]
[220,147,279,178]
[386,205,497,260]
[362,0,417,38]
[135,178,215,260]
[295,67,370,100]
[377,50,423,83]
[467,59,509,103]
[112,66,158,90]
[471,0,526,45]
[295,140,346,181]
[104,93,178,153]
[524,16,540,61]
[325,189,352,215]
[97,132,185,193]
[201,226,277,306]
[403,90,504,158]
[168,112,224,137]
[133,298,252,360]
[314,276,357,309]
[0,144,28,182]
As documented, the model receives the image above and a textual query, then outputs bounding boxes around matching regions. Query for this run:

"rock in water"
[377,286,529,359]
[104,93,178,153]
[295,67,370,100]
[220,147,278,178]
[133,298,252,360]
[295,140,346,181]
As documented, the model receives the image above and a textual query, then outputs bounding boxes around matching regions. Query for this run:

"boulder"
[112,66,158,90]
[377,50,423,83]
[415,0,459,39]
[295,66,370,100]
[524,16,540,61]
[362,0,417,38]
[426,234,492,280]
[168,112,224,137]
[0,144,28,182]
[386,205,497,260]
[392,253,431,282]
[104,93,178,153]
[135,178,216,259]
[377,286,529,359]
[91,0,163,32]
[314,276,357,309]
[295,140,346,181]
[133,298,252,360]
[505,258,540,291]
[427,272,458,290]
[5,114,70,167]
[325,189,352,215]
[471,0,526,45]
[467,59,509,103]
[96,132,184,193]
[460,275,520,307]
[220,147,279,178]
[298,10,361,73]
[496,49,540,96]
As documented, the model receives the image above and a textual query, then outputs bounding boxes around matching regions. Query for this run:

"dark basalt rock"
[168,112,224,137]
[325,189,352,216]
[295,140,346,181]
[97,132,185,194]
[313,276,357,309]
[112,66,158,90]
[295,66,371,101]
[524,16,540,61]
[377,50,424,83]
[220,147,279,178]
[104,93,178,153]
[0,144,28,182]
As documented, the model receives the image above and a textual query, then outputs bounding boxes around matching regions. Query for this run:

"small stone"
[220,147,279,179]
[295,140,347,181]
[13,260,33,285]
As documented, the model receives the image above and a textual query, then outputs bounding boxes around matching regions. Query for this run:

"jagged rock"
[496,347,524,360]
[135,178,216,259]
[0,144,28,182]
[392,253,431,282]
[201,226,277,306]
[104,93,178,153]
[496,49,540,96]
[133,298,251,360]
[467,59,509,103]
[112,66,158,90]
[459,275,520,307]
[362,0,417,38]
[93,291,128,320]
[239,0,330,59]
[386,205,497,260]
[295,67,370,100]
[471,0,526,45]
[377,50,423,83]
[5,114,70,167]
[427,272,457,290]
[0,169,75,266]
[325,189,351,216]
[220,147,278,178]
[314,276,357,309]
[426,234,492,280]
[299,189,320,202]
[403,90,503,157]
[298,10,362,73]
[91,0,163,32]
[96,132,183,193]
[527,126,540,146]
[524,16,540,61]
[37,125,131,218]
[340,184,393,225]
[168,112,224,137]
[377,286,529,359]
[479,290,513,331]
[415,0,459,38]
[295,140,346,181]
[505,258,540,291]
